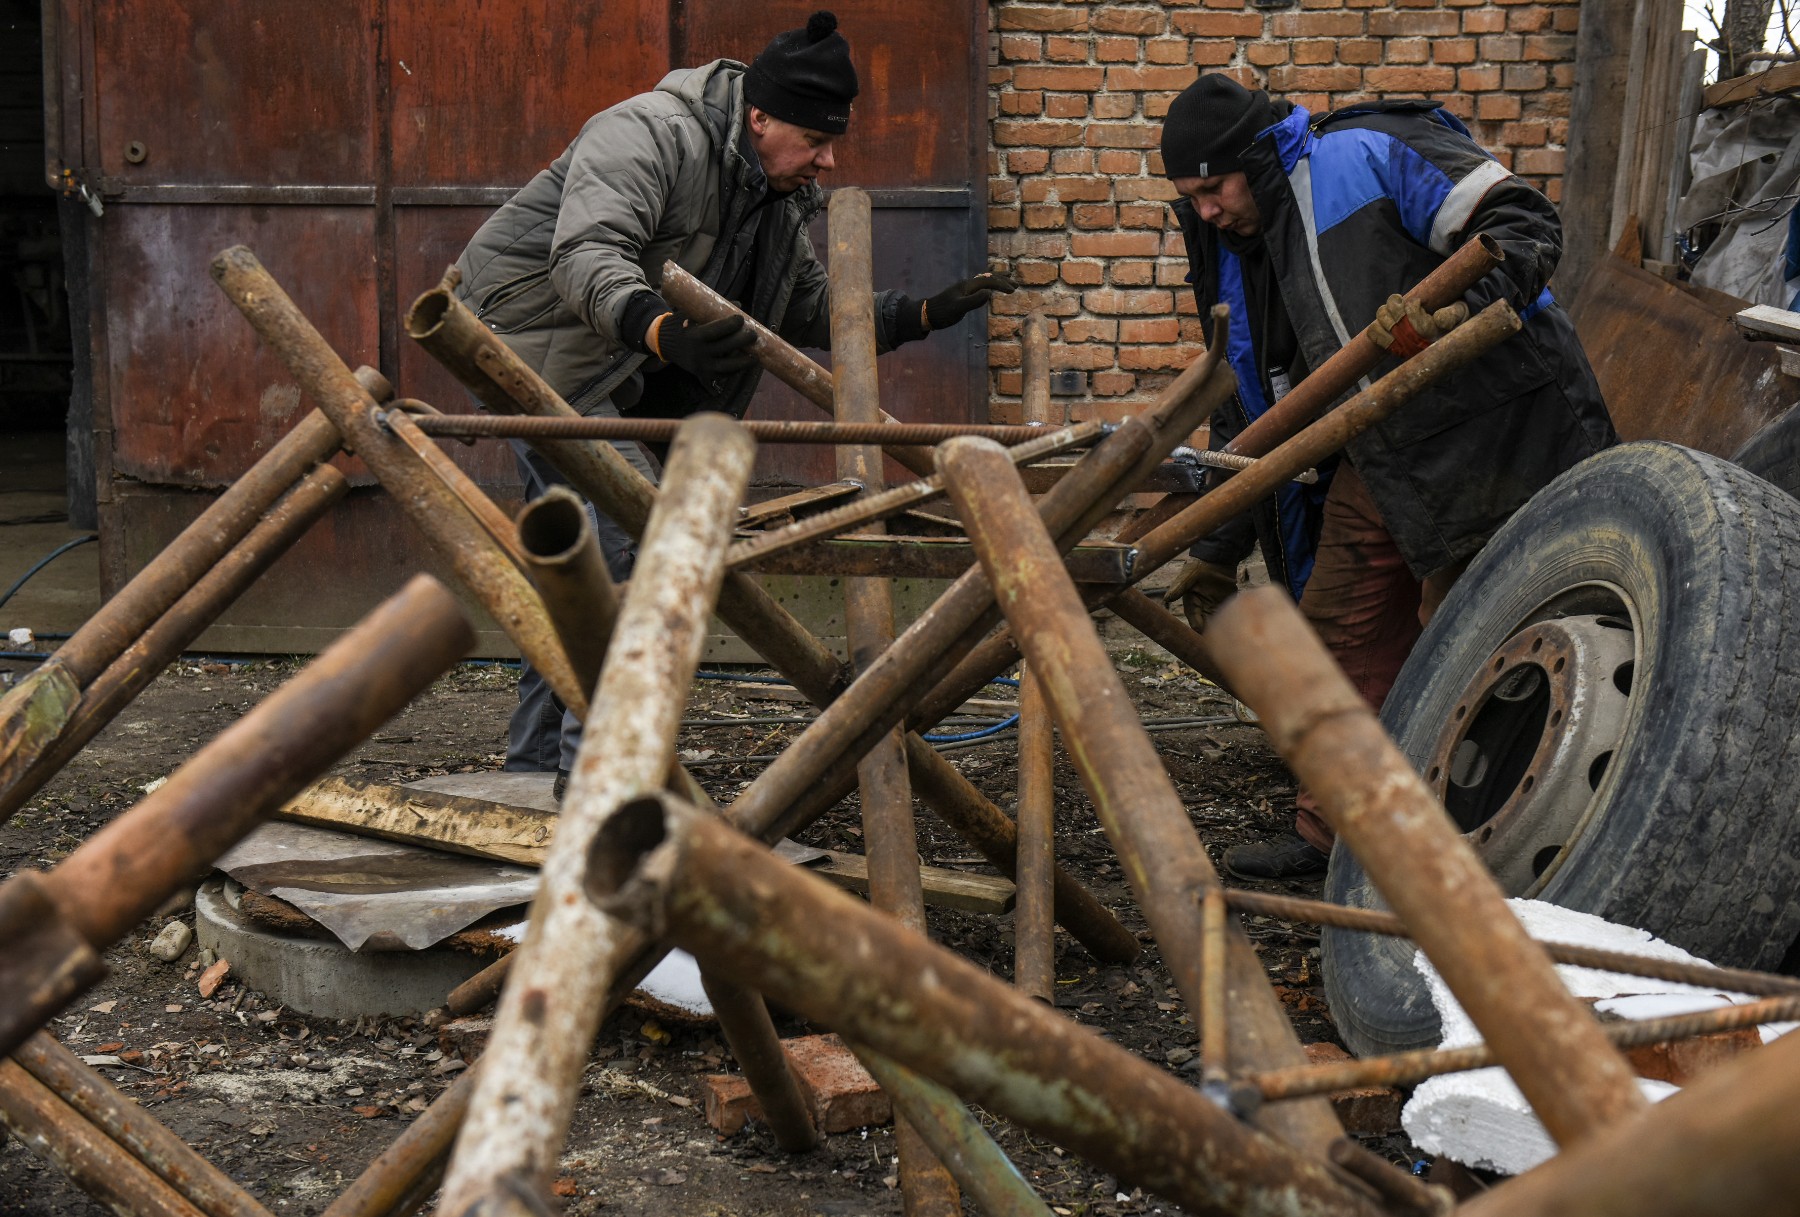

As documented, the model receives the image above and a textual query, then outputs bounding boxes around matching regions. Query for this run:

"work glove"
[649,312,758,380]
[1369,293,1470,360]
[920,271,1019,331]
[1162,559,1240,633]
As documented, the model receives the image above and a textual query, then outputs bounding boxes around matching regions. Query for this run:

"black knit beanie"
[743,11,858,135]
[1160,74,1278,179]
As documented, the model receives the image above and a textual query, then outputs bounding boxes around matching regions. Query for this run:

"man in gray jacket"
[455,11,1013,788]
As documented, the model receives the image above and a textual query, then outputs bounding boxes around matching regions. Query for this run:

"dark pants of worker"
[1292,462,1466,851]
[502,434,660,773]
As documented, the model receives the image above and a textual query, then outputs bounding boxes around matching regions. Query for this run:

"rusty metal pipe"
[0,464,349,823]
[1206,587,1646,1145]
[698,972,819,1152]
[382,406,530,572]
[854,1046,1056,1217]
[939,436,1342,1154]
[1221,235,1502,460]
[515,487,620,700]
[829,188,960,1217]
[1458,1001,1800,1217]
[1136,300,1520,575]
[212,246,585,717]
[659,260,937,478]
[1013,667,1056,1003]
[402,413,1096,446]
[440,415,754,1212]
[1251,994,1800,1101]
[0,1059,206,1217]
[586,795,1384,1217]
[1222,887,1800,998]
[1106,586,1234,691]
[1199,886,1230,1090]
[26,576,471,981]
[15,1033,275,1217]
[322,1060,483,1217]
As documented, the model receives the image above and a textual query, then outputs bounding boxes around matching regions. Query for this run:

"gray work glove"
[1163,559,1240,633]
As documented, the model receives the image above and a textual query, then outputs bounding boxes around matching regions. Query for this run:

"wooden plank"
[741,481,864,529]
[276,776,1013,914]
[1704,60,1800,110]
[1560,0,1640,305]
[1735,304,1800,343]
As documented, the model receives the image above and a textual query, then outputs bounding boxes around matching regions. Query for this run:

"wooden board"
[1704,60,1800,110]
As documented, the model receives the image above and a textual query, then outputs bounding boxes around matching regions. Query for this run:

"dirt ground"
[0,643,1417,1217]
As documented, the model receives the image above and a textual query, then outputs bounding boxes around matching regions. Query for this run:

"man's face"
[1172,172,1262,238]
[747,107,840,193]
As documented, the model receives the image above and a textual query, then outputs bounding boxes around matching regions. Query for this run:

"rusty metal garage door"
[46,0,988,652]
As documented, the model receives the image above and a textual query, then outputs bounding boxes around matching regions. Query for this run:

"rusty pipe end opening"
[404,286,454,340]
[516,486,592,565]
[582,793,675,912]
[1474,233,1504,264]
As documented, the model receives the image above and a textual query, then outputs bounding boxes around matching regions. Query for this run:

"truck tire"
[1321,442,1800,1057]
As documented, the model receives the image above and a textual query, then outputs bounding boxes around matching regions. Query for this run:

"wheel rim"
[1423,607,1637,897]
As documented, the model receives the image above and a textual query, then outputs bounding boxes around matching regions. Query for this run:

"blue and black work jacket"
[1180,100,1617,587]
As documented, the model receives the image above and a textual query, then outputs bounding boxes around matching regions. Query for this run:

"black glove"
[922,271,1018,330]
[650,312,758,380]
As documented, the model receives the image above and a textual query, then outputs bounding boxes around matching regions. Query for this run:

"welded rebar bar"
[1206,587,1646,1146]
[397,413,1095,447]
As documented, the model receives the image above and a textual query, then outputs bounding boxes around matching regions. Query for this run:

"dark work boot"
[1223,833,1328,880]
[553,768,569,802]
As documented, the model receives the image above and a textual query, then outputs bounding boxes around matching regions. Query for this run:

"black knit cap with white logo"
[1160,73,1278,179]
[743,11,858,135]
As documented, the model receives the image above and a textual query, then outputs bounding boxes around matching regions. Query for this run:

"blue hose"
[0,535,97,614]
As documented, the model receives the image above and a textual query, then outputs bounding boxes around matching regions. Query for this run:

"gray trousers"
[503,431,661,772]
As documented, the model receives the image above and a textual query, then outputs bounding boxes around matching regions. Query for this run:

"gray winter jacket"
[453,60,903,417]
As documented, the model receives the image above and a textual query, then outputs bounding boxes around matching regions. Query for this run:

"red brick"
[1121,318,1182,342]
[1106,64,1207,90]
[1013,64,1105,90]
[988,205,1021,229]
[784,1035,893,1134]
[993,232,1070,258]
[998,33,1042,60]
[1023,204,1067,229]
[1386,37,1430,62]
[1173,9,1265,34]
[997,6,1091,33]
[703,1074,755,1136]
[1146,37,1193,63]
[1072,231,1160,256]
[1061,318,1118,342]
[1044,35,1088,61]
[1144,92,1182,119]
[1543,177,1562,203]
[1083,287,1175,314]
[1301,1044,1404,1136]
[988,340,1021,367]
[1110,259,1156,284]
[1548,117,1569,142]
[1507,6,1553,29]
[1551,62,1574,87]
[1503,62,1548,89]
[1364,65,1457,90]
[1246,41,1291,65]
[993,370,1023,395]
[1479,33,1524,59]
[989,178,1018,203]
[995,119,1083,147]
[1156,258,1191,286]
[1071,202,1119,228]
[1294,39,1337,64]
[1051,149,1097,172]
[1094,92,1137,118]
[1476,91,1522,119]
[1004,148,1050,174]
[1501,120,1548,145]
[1368,10,1460,34]
[1340,38,1383,63]
[1458,65,1502,90]
[1096,36,1141,62]
[1013,259,1059,286]
[1118,201,1167,228]
[1302,0,1348,8]
[1272,9,1365,34]
[1085,123,1163,148]
[1434,37,1478,63]
[1097,149,1144,173]
[1553,8,1580,30]
[1461,8,1506,31]
[1119,344,1191,370]
[999,91,1043,116]
[1092,370,1138,396]
[1092,6,1168,35]
[1192,38,1237,65]
[1269,64,1365,90]
[1525,33,1576,58]
[1046,93,1088,118]
[1051,342,1123,369]
[1116,177,1178,200]
[990,285,1080,316]
[1435,92,1476,119]
[1060,260,1106,285]
[1514,146,1564,174]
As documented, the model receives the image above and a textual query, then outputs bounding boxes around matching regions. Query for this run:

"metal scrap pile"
[3,190,1798,1217]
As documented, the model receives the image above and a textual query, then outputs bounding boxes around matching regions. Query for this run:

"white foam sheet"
[1401,899,1788,1175]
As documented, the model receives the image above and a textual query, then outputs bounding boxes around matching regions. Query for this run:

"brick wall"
[983,0,1579,418]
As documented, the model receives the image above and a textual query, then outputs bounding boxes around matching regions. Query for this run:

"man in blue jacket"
[1160,74,1616,877]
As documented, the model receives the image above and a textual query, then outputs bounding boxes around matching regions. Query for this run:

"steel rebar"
[398,413,1097,447]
